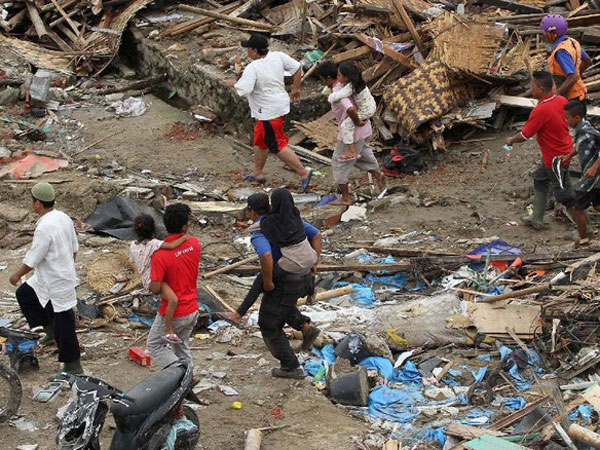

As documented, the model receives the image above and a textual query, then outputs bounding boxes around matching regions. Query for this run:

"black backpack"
[382,147,425,178]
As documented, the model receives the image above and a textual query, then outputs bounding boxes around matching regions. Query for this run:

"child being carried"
[327,62,376,162]
[129,214,189,344]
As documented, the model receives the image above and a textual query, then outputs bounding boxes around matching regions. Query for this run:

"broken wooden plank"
[391,0,426,55]
[202,255,259,279]
[229,262,413,275]
[446,423,506,440]
[164,2,241,36]
[288,144,332,166]
[178,4,274,30]
[204,284,237,313]
[355,33,417,69]
[301,42,336,82]
[25,1,49,41]
[331,33,412,64]
[490,396,550,431]
[495,95,600,118]
[568,423,600,448]
[477,0,544,13]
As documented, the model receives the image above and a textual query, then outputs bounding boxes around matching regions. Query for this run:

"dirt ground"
[0,72,589,450]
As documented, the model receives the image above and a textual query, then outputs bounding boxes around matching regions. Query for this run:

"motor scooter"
[56,360,200,450]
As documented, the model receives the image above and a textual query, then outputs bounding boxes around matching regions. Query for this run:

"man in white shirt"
[10,183,83,375]
[233,33,313,193]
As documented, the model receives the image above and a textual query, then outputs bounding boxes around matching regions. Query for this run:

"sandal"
[244,174,266,183]
[162,333,183,344]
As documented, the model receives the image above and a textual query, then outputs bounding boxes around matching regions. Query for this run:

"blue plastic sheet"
[502,397,526,410]
[393,361,423,384]
[126,314,154,327]
[508,364,530,391]
[6,339,36,354]
[500,346,513,361]
[419,427,447,447]
[334,282,377,307]
[570,404,594,425]
[304,344,336,376]
[303,359,323,377]
[367,385,422,423]
[359,356,394,380]
[365,272,408,289]
[459,407,493,426]
[477,355,492,362]
[357,254,396,264]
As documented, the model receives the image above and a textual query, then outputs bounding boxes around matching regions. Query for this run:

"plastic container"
[327,366,369,407]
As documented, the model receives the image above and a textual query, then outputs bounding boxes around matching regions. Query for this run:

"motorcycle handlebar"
[60,372,135,403]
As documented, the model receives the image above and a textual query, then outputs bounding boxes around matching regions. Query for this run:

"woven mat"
[425,13,545,79]
[383,60,473,135]
[87,251,141,295]
[425,13,504,76]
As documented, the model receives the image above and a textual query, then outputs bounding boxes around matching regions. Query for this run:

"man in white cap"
[232,32,313,193]
[10,182,83,375]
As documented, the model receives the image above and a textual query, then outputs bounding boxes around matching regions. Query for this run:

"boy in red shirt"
[146,203,201,368]
[506,70,575,229]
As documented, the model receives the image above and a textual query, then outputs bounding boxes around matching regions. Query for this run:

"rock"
[0,203,29,222]
[0,86,20,105]
[341,205,367,222]
[306,204,347,229]
[16,445,39,450]
[212,372,227,379]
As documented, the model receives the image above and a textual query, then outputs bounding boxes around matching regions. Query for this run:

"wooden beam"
[178,4,274,30]
[202,255,258,278]
[228,262,413,275]
[332,33,411,64]
[477,0,544,13]
[490,396,550,431]
[495,95,600,117]
[25,1,49,41]
[355,33,417,70]
[390,0,425,55]
[164,2,241,37]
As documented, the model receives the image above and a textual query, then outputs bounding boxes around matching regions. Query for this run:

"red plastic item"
[129,346,151,366]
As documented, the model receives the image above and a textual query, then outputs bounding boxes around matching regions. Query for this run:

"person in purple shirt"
[317,61,385,205]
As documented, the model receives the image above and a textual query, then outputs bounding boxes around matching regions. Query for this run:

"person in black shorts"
[562,100,600,244]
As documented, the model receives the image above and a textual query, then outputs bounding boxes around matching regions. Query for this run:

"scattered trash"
[110,97,148,118]
[128,346,151,366]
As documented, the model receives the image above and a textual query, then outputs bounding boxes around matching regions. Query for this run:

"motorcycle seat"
[111,363,185,418]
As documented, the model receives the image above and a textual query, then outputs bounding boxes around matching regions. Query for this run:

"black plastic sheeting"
[84,196,164,240]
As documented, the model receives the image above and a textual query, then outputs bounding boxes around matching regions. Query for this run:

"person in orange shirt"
[540,14,591,101]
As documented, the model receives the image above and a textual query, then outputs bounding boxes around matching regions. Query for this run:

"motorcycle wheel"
[0,363,22,423]
[174,405,200,450]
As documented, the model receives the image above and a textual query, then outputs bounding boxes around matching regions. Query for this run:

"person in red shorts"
[233,33,313,193]
[146,203,201,368]
[505,70,575,229]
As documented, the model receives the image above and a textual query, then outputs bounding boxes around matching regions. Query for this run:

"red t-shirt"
[521,95,573,168]
[151,234,201,318]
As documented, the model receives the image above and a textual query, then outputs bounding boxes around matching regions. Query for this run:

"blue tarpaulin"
[368,385,423,423]
[502,397,527,410]
[393,361,423,384]
[570,404,594,424]
[359,356,395,380]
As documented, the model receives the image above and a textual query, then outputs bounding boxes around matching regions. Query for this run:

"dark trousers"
[256,268,313,370]
[534,162,575,208]
[258,298,309,370]
[16,282,80,363]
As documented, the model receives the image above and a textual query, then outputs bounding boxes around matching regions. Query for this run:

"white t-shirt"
[24,209,79,312]
[129,238,163,290]
[234,51,301,121]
